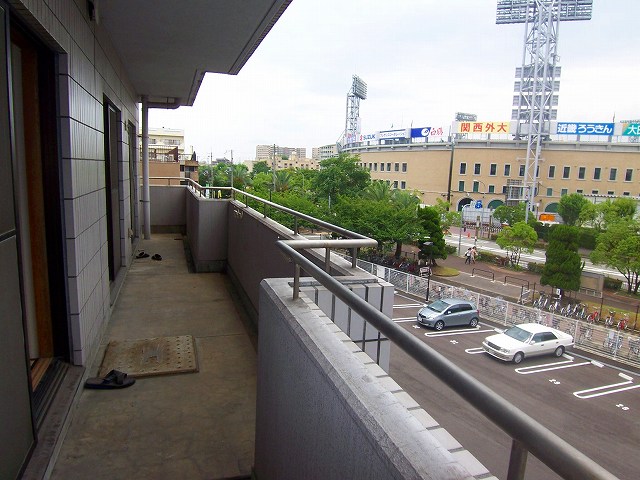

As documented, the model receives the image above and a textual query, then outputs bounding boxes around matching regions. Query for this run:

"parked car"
[482,323,574,364]
[416,298,479,331]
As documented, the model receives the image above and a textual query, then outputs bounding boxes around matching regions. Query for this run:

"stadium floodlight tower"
[497,0,592,221]
[344,75,367,148]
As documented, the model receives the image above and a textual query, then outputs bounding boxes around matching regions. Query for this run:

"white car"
[482,323,574,364]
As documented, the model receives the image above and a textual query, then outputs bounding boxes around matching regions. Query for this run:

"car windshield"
[426,300,449,313]
[503,326,532,343]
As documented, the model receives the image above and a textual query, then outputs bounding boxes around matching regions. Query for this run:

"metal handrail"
[471,267,495,281]
[277,240,618,480]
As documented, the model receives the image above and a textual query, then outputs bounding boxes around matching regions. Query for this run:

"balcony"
[47,181,614,479]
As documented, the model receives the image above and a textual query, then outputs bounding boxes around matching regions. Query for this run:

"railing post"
[325,248,331,272]
[351,247,357,268]
[293,263,300,299]
[294,217,298,235]
[507,439,528,480]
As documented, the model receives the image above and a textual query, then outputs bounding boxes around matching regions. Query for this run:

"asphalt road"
[390,292,640,480]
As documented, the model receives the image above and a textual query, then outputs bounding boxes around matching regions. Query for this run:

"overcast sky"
[148,0,640,162]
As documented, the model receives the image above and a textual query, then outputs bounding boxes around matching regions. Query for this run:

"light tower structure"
[497,0,592,220]
[343,75,367,148]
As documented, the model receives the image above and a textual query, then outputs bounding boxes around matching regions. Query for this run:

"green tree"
[557,193,589,226]
[433,198,459,233]
[230,163,251,189]
[274,170,292,192]
[495,221,538,266]
[252,161,271,175]
[590,219,640,294]
[493,202,526,226]
[362,180,393,201]
[541,225,584,292]
[416,206,447,264]
[312,153,370,204]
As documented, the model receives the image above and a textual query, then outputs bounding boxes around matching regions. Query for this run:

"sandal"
[84,370,135,389]
[152,254,162,261]
[136,251,150,259]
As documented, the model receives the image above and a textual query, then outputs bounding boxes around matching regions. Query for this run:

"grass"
[433,265,459,277]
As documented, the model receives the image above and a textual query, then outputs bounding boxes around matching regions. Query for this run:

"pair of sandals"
[84,369,135,389]
[136,251,162,261]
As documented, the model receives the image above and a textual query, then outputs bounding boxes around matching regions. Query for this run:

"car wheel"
[554,346,565,357]
[434,320,445,331]
[469,317,479,328]
[513,352,524,364]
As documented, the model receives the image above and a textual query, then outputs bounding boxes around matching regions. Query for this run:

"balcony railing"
[150,178,618,479]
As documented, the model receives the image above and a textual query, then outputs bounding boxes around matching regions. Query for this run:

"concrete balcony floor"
[51,233,257,480]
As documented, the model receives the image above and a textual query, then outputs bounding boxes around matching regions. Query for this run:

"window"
[607,191,614,195]
[488,185,495,193]
[473,181,479,192]
[401,181,406,189]
[519,165,525,177]
[402,163,407,172]
[490,163,497,176]
[578,167,586,179]
[561,188,568,196]
[393,180,398,188]
[609,168,617,181]
[502,185,507,194]
[548,165,555,178]
[625,168,633,181]
[458,180,465,192]
[380,163,385,171]
[460,163,467,174]
[546,188,553,196]
[623,192,630,196]
[387,163,391,171]
[394,163,399,172]
[576,189,583,194]
[594,167,601,180]
[474,163,481,175]
[504,164,511,176]
[563,166,571,179]
[591,190,599,195]
[373,163,377,171]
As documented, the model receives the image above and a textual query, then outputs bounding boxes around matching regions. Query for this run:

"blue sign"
[557,122,614,136]
[410,127,431,138]
[474,200,483,209]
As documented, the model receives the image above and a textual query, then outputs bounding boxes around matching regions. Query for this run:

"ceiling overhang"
[94,0,292,108]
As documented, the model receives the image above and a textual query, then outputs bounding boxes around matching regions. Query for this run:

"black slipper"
[136,251,149,259]
[152,254,162,261]
[84,370,135,389]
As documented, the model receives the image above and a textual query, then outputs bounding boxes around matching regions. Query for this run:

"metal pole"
[457,212,463,256]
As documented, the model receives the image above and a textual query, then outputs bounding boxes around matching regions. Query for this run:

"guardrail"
[153,179,618,479]
[471,267,494,281]
[281,247,618,479]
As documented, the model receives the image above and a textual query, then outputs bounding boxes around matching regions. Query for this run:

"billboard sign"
[378,129,408,140]
[410,127,446,138]
[622,123,640,136]
[456,121,510,134]
[557,122,614,135]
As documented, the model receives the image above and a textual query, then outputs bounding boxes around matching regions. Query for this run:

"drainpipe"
[141,96,151,239]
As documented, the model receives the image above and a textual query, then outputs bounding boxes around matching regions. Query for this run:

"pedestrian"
[464,248,472,264]
[471,246,477,264]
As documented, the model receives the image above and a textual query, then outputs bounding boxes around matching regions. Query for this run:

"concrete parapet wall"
[256,278,487,480]
[149,186,186,230]
[185,190,228,272]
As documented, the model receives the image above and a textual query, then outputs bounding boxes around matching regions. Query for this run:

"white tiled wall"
[16,0,139,365]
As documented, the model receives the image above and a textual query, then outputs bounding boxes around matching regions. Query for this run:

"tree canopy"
[541,224,584,291]
[495,221,537,266]
[417,206,447,264]
[590,218,640,293]
[557,193,590,226]
[312,153,370,202]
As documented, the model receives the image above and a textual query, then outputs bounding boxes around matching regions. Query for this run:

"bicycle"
[548,297,562,314]
[574,303,588,320]
[586,308,600,324]
[533,292,549,310]
[617,313,629,331]
[604,310,616,328]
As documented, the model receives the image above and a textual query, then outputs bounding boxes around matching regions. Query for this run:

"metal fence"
[348,255,640,368]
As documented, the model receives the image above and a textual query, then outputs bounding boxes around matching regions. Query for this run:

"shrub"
[445,244,457,255]
[578,227,597,250]
[603,277,623,291]
[527,262,544,274]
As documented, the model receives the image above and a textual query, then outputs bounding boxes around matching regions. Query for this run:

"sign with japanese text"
[556,122,614,135]
[410,126,446,138]
[622,123,640,136]
[456,121,510,134]
[378,129,408,140]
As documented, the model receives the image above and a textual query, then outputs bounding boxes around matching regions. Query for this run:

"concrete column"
[141,96,151,239]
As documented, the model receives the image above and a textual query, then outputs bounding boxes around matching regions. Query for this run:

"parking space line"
[394,318,417,323]
[424,328,494,337]
[574,373,640,399]
[465,347,485,355]
[393,304,423,309]
[396,293,422,303]
[515,358,592,375]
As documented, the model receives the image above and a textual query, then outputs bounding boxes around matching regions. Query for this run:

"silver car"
[417,298,479,331]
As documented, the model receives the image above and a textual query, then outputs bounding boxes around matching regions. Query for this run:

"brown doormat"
[98,335,198,378]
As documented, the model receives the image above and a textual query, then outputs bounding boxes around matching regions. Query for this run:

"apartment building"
[312,143,339,161]
[255,144,306,160]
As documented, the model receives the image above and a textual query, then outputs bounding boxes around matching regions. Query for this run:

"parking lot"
[389,292,639,480]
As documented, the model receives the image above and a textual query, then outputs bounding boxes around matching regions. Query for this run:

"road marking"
[574,373,640,399]
[393,304,423,309]
[465,347,485,354]
[424,328,494,338]
[515,357,591,375]
[394,318,417,323]
[616,404,630,411]
[396,293,423,303]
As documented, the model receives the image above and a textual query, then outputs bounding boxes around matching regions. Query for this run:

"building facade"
[312,143,339,161]
[255,144,306,160]
[351,140,640,213]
